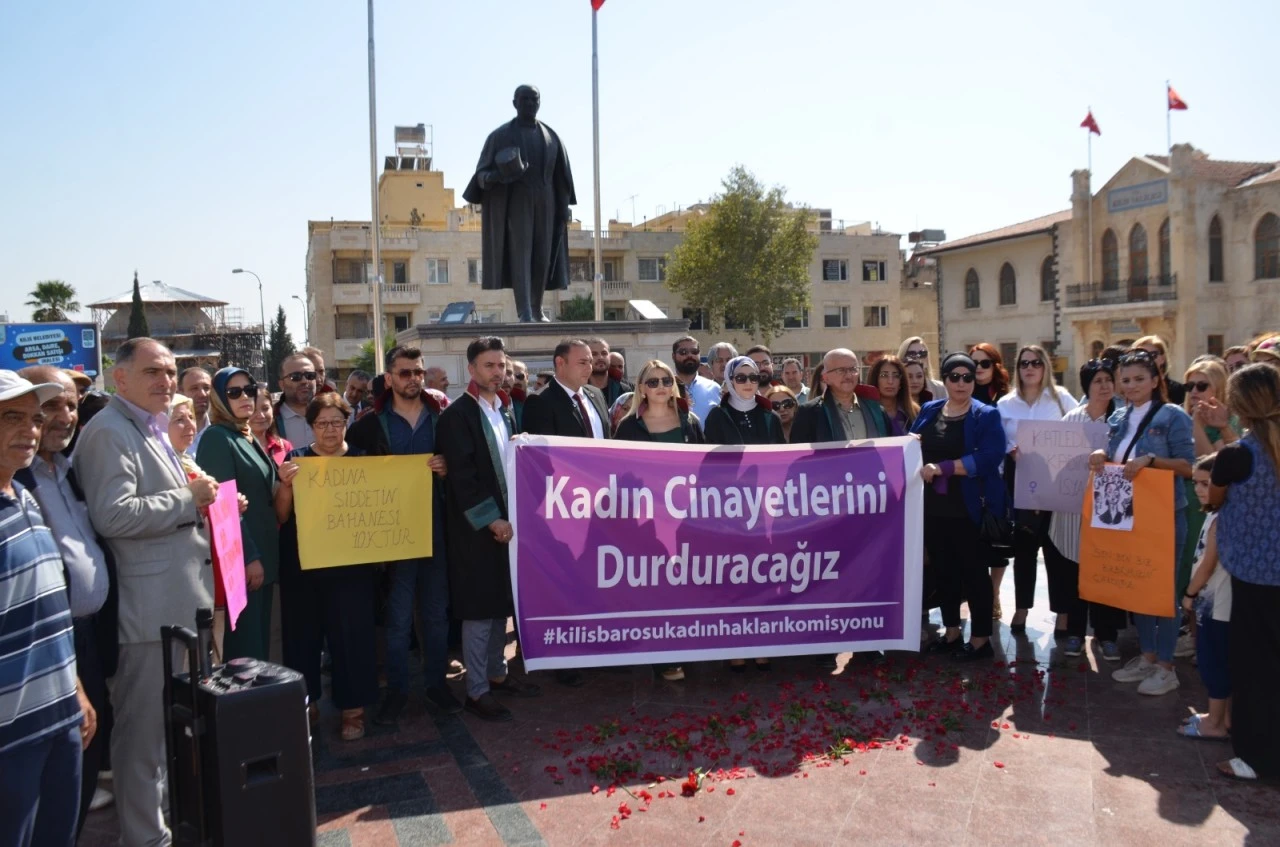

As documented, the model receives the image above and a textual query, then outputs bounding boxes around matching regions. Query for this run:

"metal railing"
[1066,274,1177,307]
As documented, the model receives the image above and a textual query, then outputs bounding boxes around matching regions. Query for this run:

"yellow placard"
[1078,467,1175,616]
[293,455,433,569]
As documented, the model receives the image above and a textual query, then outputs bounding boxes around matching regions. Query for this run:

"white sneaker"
[1137,666,1179,696]
[89,787,114,811]
[1174,634,1196,658]
[1111,656,1158,683]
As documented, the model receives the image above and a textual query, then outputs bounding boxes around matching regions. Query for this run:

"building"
[304,126,904,382]
[926,144,1280,392]
[88,277,264,376]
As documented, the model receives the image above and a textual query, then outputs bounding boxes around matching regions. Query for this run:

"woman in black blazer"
[703,356,785,446]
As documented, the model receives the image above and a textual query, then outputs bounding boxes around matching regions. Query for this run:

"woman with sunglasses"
[995,344,1076,634]
[898,336,947,399]
[968,343,1010,407]
[1088,350,1195,696]
[1223,346,1250,375]
[904,359,932,408]
[195,367,280,662]
[868,356,917,436]
[763,385,799,441]
[911,353,1006,661]
[703,356,785,447]
[1046,358,1126,661]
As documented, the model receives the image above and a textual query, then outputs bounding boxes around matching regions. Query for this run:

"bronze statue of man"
[464,85,577,323]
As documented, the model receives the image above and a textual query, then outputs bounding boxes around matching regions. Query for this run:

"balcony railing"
[1066,274,1177,308]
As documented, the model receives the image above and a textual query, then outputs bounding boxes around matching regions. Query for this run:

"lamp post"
[291,294,309,343]
[232,268,267,381]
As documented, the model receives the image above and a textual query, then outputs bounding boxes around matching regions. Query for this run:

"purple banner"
[509,436,923,669]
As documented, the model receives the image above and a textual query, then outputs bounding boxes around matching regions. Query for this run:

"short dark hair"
[553,338,589,364]
[179,366,209,387]
[672,335,698,356]
[384,345,422,371]
[347,369,372,383]
[1195,453,1217,473]
[586,337,609,349]
[745,345,771,358]
[114,337,168,368]
[781,357,802,369]
[305,392,352,426]
[466,336,505,363]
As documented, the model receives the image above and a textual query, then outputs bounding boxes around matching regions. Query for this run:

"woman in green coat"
[196,366,280,661]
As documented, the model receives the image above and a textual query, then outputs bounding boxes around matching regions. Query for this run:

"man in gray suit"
[75,338,218,847]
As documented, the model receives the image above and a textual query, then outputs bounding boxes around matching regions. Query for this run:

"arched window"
[1158,218,1171,284]
[1129,224,1148,283]
[1256,213,1280,279]
[1040,256,1057,301]
[1101,229,1119,290]
[964,268,980,309]
[998,262,1017,306]
[1208,215,1224,282]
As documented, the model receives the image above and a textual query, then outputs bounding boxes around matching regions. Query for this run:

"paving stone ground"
[81,570,1279,846]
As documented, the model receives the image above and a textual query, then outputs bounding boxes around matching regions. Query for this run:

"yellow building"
[926,144,1280,392]
[305,130,904,378]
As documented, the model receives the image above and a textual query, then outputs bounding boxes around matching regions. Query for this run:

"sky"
[2,0,1275,336]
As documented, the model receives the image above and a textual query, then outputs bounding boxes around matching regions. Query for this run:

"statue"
[463,85,577,323]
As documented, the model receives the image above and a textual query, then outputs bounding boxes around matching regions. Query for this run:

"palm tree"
[26,280,80,322]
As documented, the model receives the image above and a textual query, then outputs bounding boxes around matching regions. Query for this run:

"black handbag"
[978,495,1014,553]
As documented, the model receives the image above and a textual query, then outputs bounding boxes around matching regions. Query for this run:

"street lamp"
[291,295,309,343]
[232,268,267,381]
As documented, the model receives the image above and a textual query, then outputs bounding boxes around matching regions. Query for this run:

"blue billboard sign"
[0,323,102,379]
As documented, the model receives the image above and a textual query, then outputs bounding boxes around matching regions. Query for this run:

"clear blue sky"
[2,0,1274,336]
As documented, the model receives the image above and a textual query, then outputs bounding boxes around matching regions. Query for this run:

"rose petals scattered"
[539,802,547,810]
[993,761,1005,769]
[726,788,736,795]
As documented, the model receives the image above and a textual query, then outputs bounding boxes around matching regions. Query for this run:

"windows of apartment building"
[1129,224,1149,283]
[335,313,371,339]
[1257,213,1280,279]
[391,261,407,286]
[682,308,707,331]
[1208,215,1224,282]
[1158,218,1171,282]
[467,258,482,284]
[964,268,980,309]
[998,262,1017,306]
[724,312,749,330]
[1040,256,1057,302]
[999,342,1018,368]
[426,258,449,285]
[1101,229,1119,290]
[823,305,850,329]
[1207,334,1224,358]
[783,308,809,329]
[822,259,849,281]
[863,305,888,328]
[862,260,887,282]
[570,258,618,282]
[387,312,411,333]
[333,258,367,285]
[638,257,667,282]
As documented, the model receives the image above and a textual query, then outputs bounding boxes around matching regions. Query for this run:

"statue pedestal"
[395,318,690,397]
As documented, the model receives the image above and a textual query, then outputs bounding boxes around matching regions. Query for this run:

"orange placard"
[1077,467,1176,617]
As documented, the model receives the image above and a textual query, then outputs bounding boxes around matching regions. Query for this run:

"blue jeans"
[385,555,450,693]
[1135,510,1187,663]
[0,725,82,847]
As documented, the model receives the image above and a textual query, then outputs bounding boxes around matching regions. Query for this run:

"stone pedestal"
[394,318,690,397]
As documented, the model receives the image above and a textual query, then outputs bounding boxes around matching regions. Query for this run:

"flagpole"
[590,5,604,322]
[367,0,385,371]
[1166,80,1171,155]
[1088,107,1094,288]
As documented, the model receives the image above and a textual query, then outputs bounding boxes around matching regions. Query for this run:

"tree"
[558,294,596,322]
[350,340,377,375]
[264,305,296,391]
[126,271,149,339]
[26,280,80,322]
[664,166,818,344]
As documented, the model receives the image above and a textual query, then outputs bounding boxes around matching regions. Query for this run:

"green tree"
[558,294,596,322]
[264,305,296,391]
[350,340,377,375]
[26,280,80,322]
[126,271,149,339]
[664,166,818,344]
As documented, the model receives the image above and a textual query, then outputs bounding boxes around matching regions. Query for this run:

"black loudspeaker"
[163,614,316,847]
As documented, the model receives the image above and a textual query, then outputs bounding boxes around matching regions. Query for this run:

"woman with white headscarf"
[702,356,785,446]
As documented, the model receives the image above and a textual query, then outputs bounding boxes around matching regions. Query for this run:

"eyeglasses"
[972,359,994,370]
[1187,380,1212,393]
[284,371,318,382]
[946,372,975,384]
[825,366,859,378]
[1018,359,1044,370]
[674,347,700,357]
[396,368,427,380]
[643,376,675,389]
[772,399,797,410]
[732,373,762,384]
[313,419,346,430]
[225,384,260,400]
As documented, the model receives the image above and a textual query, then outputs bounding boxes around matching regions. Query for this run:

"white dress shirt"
[997,385,1076,451]
[477,392,510,462]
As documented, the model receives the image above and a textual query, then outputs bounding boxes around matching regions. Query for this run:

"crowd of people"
[3,328,1279,845]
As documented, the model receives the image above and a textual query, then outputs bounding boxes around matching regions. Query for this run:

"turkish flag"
[1167,85,1188,111]
[1080,110,1101,136]
[591,0,605,9]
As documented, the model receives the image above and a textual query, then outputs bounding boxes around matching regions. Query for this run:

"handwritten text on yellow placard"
[1078,466,1174,617]
[294,455,433,569]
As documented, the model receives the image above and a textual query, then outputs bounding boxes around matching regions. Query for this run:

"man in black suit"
[520,338,607,686]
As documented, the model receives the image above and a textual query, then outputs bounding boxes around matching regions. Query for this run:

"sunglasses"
[772,399,797,410]
[674,347,700,357]
[732,373,762,384]
[907,349,928,358]
[225,384,260,400]
[396,368,427,380]
[972,359,994,370]
[945,372,975,384]
[284,371,318,382]
[1187,380,1212,393]
[643,376,675,389]
[1018,359,1044,369]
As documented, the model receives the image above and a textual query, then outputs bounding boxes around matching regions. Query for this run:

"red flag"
[1080,110,1101,136]
[1167,85,1188,111]
[591,0,605,9]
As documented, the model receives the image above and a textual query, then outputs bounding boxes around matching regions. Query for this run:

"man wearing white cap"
[0,369,97,847]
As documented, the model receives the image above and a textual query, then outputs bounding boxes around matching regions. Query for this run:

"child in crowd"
[1178,454,1230,740]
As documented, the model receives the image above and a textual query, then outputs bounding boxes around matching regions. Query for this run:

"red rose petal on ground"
[698,816,706,823]
[993,761,1005,769]
[726,788,736,795]
[590,785,600,795]
[539,802,547,810]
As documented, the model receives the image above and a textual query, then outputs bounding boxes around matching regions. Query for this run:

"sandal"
[341,708,366,742]
[1217,758,1259,782]
[1176,720,1229,742]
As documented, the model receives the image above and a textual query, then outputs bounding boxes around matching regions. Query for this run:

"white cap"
[0,370,65,405]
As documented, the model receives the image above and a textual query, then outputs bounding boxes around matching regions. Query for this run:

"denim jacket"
[1105,401,1196,509]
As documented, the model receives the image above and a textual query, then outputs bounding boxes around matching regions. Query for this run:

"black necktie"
[573,392,596,438]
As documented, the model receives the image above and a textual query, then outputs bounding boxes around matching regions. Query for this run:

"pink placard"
[209,480,248,630]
